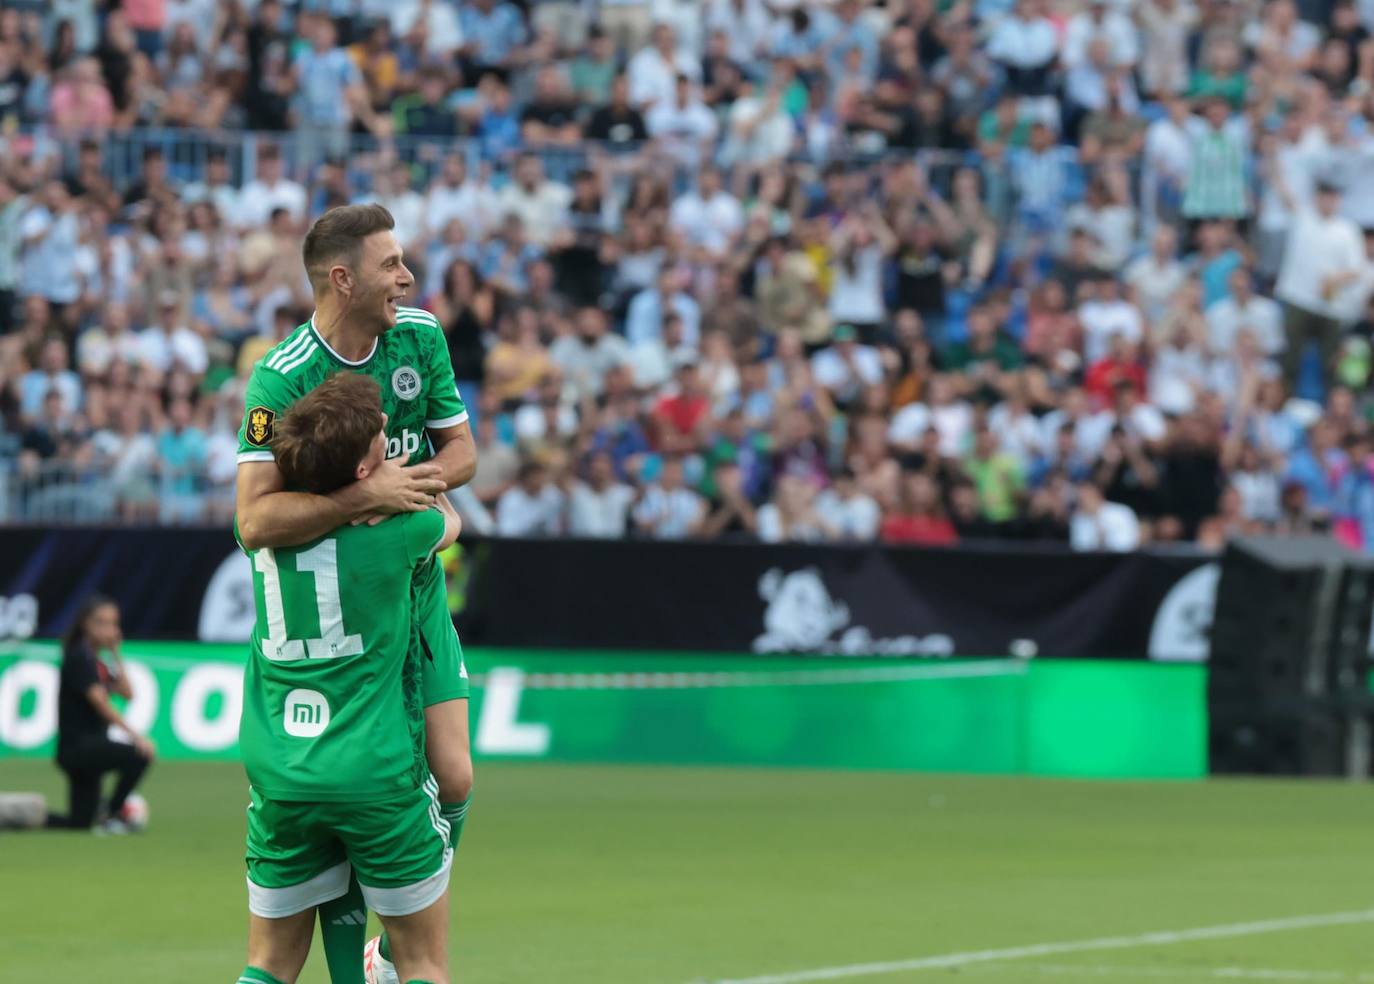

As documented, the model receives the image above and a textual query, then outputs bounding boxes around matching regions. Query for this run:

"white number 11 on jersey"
[254,539,365,662]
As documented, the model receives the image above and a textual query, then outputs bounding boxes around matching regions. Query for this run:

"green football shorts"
[245,777,452,918]
[415,558,470,706]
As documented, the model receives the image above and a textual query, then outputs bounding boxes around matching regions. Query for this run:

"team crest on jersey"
[392,366,421,401]
[245,406,275,447]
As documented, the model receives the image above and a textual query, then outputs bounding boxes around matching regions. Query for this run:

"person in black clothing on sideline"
[46,595,155,832]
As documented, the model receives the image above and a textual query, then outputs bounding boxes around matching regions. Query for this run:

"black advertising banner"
[0,526,242,640]
[468,539,1217,661]
[0,528,1218,659]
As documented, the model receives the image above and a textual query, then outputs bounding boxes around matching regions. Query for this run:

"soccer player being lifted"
[236,373,462,984]
[235,204,476,984]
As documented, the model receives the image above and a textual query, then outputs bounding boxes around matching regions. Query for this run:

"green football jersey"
[238,510,446,803]
[236,306,467,469]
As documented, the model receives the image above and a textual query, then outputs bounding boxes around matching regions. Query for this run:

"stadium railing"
[0,459,235,526]
[2,126,1160,217]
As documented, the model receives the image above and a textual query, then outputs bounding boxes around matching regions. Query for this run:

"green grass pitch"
[5,759,1374,983]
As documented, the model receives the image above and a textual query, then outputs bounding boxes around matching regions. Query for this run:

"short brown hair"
[272,373,385,494]
[302,203,395,289]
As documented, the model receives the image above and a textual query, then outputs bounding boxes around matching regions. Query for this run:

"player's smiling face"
[359,230,413,330]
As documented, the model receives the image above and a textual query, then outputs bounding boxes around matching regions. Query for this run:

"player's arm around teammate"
[236,453,445,551]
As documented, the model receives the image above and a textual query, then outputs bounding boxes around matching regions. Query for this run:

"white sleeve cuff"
[237,451,275,464]
[425,410,469,430]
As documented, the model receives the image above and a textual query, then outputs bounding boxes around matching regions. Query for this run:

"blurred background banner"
[0,528,1216,659]
[0,642,1205,778]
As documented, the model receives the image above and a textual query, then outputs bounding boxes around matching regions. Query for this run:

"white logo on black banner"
[199,551,255,643]
[753,567,953,656]
[1147,562,1220,662]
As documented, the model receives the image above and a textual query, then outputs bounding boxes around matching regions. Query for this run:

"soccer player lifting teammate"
[236,373,461,984]
[235,204,477,983]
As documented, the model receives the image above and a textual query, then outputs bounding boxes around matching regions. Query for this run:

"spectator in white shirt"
[1107,382,1168,449]
[1070,481,1141,551]
[814,468,882,540]
[1137,0,1195,96]
[988,390,1043,470]
[758,473,838,543]
[1275,179,1366,386]
[827,206,897,332]
[366,162,426,251]
[19,182,81,309]
[811,324,884,407]
[889,375,975,457]
[669,165,743,258]
[986,0,1059,97]
[76,301,142,377]
[626,269,701,349]
[1208,328,1282,409]
[1062,172,1137,270]
[497,153,572,249]
[136,295,209,377]
[19,336,82,422]
[426,153,501,239]
[1227,442,1282,524]
[1254,96,1310,276]
[627,22,701,109]
[1062,0,1139,69]
[1207,266,1284,357]
[722,71,797,167]
[1150,316,1210,414]
[706,0,770,64]
[1036,386,1111,461]
[233,145,307,229]
[390,0,465,57]
[1142,92,1192,227]
[633,455,705,538]
[1078,276,1144,363]
[646,73,718,167]
[569,451,637,537]
[548,306,633,401]
[1251,0,1320,75]
[181,150,240,224]
[1125,225,1187,324]
[496,460,566,536]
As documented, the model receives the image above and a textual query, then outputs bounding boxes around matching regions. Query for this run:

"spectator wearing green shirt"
[964,425,1026,525]
[1182,96,1249,222]
[977,93,1032,149]
[701,408,771,503]
[941,305,1024,402]
[1187,38,1248,109]
[392,66,461,137]
[568,28,618,107]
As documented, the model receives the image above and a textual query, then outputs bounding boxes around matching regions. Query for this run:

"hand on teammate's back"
[354,459,447,521]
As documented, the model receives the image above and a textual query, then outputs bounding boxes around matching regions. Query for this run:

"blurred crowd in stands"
[4,0,1374,550]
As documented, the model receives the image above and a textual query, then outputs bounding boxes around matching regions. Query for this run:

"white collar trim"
[310,312,378,367]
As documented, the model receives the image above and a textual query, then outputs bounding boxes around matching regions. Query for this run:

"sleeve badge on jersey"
[246,405,276,447]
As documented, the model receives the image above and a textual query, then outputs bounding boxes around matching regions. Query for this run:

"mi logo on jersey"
[283,688,330,738]
[392,366,421,401]
[386,428,422,460]
[245,406,275,447]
